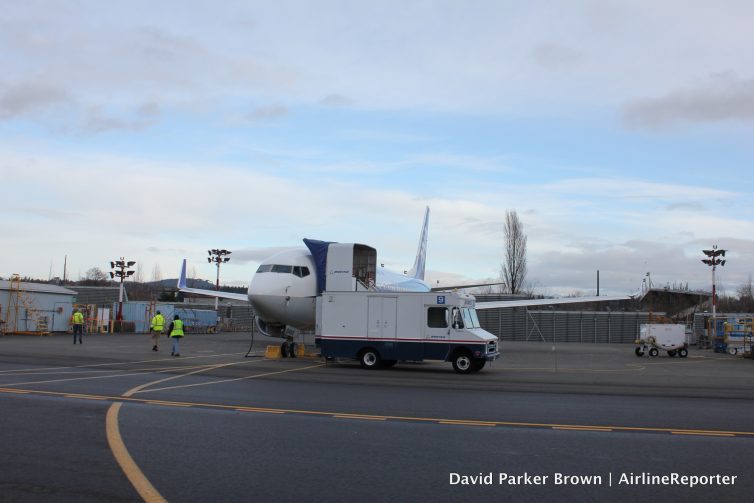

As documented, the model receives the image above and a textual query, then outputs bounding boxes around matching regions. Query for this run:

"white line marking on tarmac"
[135,363,326,393]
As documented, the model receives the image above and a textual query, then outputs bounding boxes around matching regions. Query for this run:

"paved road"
[1,332,752,502]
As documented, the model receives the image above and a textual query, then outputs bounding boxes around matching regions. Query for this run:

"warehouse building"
[0,277,76,333]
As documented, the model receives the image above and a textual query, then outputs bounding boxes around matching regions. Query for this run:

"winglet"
[178,259,187,289]
[408,206,429,280]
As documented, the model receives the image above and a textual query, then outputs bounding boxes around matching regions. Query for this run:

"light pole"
[702,246,727,320]
[109,258,136,322]
[208,249,231,311]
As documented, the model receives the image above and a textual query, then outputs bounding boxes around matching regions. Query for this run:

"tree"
[736,274,754,312]
[80,267,109,286]
[152,263,162,282]
[133,261,144,283]
[499,210,528,295]
[85,267,108,282]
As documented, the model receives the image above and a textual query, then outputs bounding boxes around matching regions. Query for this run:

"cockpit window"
[257,264,309,276]
[293,266,311,278]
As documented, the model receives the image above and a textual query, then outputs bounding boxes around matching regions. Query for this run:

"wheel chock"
[265,345,282,359]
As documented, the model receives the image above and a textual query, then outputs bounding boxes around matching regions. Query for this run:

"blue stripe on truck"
[316,337,496,362]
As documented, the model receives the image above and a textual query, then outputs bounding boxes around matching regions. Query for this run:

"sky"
[2,0,753,297]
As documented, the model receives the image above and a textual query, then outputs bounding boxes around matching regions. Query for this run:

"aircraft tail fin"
[407,206,429,280]
[178,259,188,289]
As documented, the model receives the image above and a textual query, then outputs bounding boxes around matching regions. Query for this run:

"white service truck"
[635,323,688,358]
[315,291,500,373]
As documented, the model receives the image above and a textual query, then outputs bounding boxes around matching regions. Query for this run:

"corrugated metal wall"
[0,291,73,332]
[477,306,652,343]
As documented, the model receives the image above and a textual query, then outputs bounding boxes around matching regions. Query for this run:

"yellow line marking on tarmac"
[235,408,285,414]
[553,426,613,432]
[439,421,496,427]
[106,403,167,503]
[100,355,270,501]
[135,363,326,393]
[64,394,107,400]
[671,431,735,437]
[3,387,754,439]
[145,400,192,408]
[333,414,387,421]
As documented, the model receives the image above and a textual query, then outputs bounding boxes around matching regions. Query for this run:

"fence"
[477,307,653,343]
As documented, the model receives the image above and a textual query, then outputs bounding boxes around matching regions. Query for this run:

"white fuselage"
[248,248,430,330]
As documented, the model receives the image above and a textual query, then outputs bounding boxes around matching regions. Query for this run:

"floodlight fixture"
[208,248,232,311]
[701,245,727,320]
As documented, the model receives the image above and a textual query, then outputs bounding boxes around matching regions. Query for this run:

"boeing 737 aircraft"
[177,207,630,337]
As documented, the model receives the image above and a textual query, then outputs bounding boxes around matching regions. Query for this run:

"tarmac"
[1,332,752,502]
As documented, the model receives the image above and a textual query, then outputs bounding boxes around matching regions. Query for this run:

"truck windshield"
[462,308,480,329]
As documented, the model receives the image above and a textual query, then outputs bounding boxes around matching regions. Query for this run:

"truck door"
[423,306,449,360]
[367,296,397,358]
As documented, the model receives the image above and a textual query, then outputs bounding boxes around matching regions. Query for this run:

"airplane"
[177,206,632,337]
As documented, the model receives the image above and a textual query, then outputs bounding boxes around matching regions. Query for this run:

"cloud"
[530,43,584,70]
[246,105,288,122]
[623,73,754,129]
[232,247,299,263]
[83,102,161,132]
[319,94,353,107]
[0,82,71,119]
[665,202,705,212]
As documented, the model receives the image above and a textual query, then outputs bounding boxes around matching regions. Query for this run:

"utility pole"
[110,258,136,322]
[702,246,727,320]
[208,249,231,311]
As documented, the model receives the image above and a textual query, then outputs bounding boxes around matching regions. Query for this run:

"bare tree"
[80,267,109,286]
[736,274,753,312]
[134,261,144,283]
[499,210,528,294]
[151,263,162,282]
[85,267,108,282]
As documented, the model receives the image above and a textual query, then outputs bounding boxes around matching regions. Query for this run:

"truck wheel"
[471,359,486,372]
[280,342,289,358]
[382,360,397,369]
[649,348,659,358]
[678,348,688,358]
[452,352,473,374]
[667,350,676,357]
[634,347,644,357]
[359,349,381,369]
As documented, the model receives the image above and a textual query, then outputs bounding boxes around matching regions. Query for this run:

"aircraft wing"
[431,282,505,292]
[476,295,633,310]
[176,259,249,302]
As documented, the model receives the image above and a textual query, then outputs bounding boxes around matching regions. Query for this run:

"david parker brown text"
[450,472,738,487]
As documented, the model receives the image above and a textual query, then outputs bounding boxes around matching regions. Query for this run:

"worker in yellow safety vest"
[150,310,165,352]
[72,309,84,344]
[168,314,184,357]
